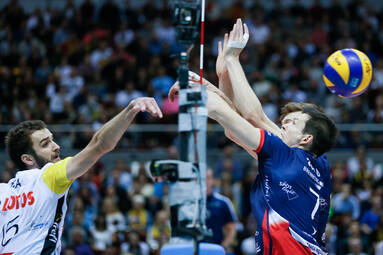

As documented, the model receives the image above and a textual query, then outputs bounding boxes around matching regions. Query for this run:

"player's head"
[5,120,61,170]
[280,102,337,156]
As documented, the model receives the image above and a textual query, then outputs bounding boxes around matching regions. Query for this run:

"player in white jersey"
[0,97,162,255]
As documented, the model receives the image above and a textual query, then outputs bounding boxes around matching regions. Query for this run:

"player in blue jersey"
[214,19,338,255]
[168,18,337,254]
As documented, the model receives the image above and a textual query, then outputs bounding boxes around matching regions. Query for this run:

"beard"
[30,150,51,169]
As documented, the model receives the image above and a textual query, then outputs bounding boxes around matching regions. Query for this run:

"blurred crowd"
[1,0,383,148]
[1,0,383,254]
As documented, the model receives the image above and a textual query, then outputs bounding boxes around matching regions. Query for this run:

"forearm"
[218,72,235,103]
[67,103,139,180]
[208,91,262,150]
[225,57,265,121]
[221,223,236,249]
[91,104,138,153]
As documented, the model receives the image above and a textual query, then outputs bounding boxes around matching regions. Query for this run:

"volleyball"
[323,49,373,98]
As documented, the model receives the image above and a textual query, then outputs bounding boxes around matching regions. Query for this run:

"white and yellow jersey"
[0,157,74,255]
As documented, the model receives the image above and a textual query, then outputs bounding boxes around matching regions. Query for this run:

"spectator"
[332,183,360,219]
[360,196,382,235]
[120,231,149,255]
[103,197,126,233]
[115,81,144,108]
[127,194,151,236]
[347,145,375,180]
[206,169,238,253]
[70,227,94,255]
[99,0,121,32]
[146,210,170,252]
[90,214,112,252]
[214,144,244,182]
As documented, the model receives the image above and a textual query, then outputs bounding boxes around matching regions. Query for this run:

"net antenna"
[150,0,224,254]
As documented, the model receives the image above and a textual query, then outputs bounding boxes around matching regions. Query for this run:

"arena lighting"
[148,1,225,254]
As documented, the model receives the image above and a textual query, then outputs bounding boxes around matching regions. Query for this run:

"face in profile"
[29,128,61,168]
[280,111,311,148]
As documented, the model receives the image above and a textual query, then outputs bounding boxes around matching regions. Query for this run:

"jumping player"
[0,97,162,254]
[216,19,337,254]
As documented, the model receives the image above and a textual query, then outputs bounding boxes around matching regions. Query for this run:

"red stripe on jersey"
[262,209,270,255]
[269,221,314,254]
[0,253,15,255]
[253,129,265,153]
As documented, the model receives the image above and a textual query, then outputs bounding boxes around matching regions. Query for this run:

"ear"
[300,134,313,147]
[21,154,36,168]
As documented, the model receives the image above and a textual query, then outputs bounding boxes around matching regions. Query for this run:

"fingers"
[151,98,163,118]
[134,97,163,118]
[233,22,238,40]
[223,33,228,49]
[230,18,247,42]
[238,19,243,38]
[229,30,234,41]
[168,81,180,102]
[148,98,163,118]
[218,41,222,55]
[188,71,200,82]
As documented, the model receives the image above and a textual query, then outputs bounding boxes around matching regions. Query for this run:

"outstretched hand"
[168,71,217,102]
[129,97,163,118]
[225,18,249,59]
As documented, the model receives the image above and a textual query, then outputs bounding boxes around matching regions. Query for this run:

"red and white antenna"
[199,0,205,85]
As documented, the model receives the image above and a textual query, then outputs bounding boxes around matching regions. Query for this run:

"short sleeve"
[252,129,293,162]
[41,157,74,194]
[221,197,238,224]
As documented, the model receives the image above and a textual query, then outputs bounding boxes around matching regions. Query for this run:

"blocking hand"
[225,18,249,59]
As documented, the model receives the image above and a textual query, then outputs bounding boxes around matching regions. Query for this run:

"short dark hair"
[280,102,338,156]
[5,120,46,170]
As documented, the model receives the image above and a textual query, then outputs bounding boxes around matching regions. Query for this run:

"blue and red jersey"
[250,129,332,255]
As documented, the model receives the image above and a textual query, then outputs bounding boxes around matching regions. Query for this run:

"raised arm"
[216,33,234,102]
[206,89,262,158]
[66,97,162,180]
[223,19,282,138]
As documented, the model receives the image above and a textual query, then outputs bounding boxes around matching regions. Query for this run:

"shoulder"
[212,192,238,219]
[212,193,234,209]
[12,168,45,185]
[256,129,291,155]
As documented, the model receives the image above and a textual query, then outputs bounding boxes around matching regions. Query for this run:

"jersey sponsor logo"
[41,196,65,254]
[319,198,328,212]
[10,179,21,190]
[264,175,271,201]
[1,192,35,212]
[279,181,299,200]
[302,166,324,190]
[306,157,321,177]
[29,221,50,231]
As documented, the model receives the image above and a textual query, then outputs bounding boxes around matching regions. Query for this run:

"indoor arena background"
[0,0,383,254]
